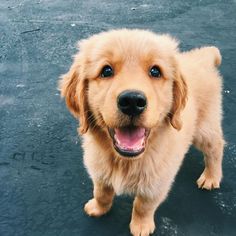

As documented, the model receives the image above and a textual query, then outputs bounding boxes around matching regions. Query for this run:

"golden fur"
[59,29,224,236]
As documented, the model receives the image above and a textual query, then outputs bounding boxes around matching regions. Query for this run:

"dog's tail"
[184,46,222,68]
[198,46,222,67]
[205,46,222,67]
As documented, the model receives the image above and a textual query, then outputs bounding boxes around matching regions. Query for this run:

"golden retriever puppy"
[59,29,224,236]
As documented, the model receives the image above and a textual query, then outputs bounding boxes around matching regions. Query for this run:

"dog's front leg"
[84,181,114,217]
[130,195,162,236]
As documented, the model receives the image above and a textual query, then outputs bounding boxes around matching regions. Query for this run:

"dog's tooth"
[114,135,120,145]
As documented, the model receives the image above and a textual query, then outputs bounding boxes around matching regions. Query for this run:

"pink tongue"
[114,127,145,150]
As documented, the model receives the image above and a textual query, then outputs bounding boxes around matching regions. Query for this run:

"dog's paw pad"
[197,170,221,190]
[84,198,110,217]
[130,219,155,236]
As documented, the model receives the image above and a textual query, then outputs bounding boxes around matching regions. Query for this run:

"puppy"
[59,29,224,236]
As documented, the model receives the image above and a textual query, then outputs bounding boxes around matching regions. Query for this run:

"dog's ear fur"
[59,55,89,134]
[169,65,188,131]
[156,34,187,130]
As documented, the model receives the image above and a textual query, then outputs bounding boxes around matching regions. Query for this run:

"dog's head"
[59,29,187,158]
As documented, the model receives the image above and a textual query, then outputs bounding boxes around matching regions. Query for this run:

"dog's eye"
[101,65,114,78]
[149,66,161,78]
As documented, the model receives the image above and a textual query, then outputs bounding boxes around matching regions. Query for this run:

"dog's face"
[60,29,187,158]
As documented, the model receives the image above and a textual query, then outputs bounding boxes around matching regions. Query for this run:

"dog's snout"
[117,90,147,116]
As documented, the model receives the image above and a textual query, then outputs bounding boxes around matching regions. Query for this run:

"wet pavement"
[0,0,236,235]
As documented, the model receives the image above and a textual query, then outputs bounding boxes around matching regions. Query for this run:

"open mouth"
[109,126,149,157]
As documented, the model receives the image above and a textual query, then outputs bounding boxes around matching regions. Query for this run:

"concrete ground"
[0,0,236,235]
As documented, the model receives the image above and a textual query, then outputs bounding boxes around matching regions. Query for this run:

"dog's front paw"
[84,198,111,217]
[130,217,155,236]
[197,169,221,190]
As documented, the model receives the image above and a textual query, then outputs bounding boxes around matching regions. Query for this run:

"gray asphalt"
[0,0,236,235]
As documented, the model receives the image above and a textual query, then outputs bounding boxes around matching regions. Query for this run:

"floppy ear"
[59,56,89,134]
[169,68,188,130]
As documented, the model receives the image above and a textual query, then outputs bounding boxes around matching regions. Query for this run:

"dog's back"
[178,47,223,121]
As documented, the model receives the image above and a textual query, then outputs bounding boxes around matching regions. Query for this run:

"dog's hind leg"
[193,119,225,190]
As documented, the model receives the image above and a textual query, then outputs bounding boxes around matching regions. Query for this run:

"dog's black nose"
[117,90,147,116]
